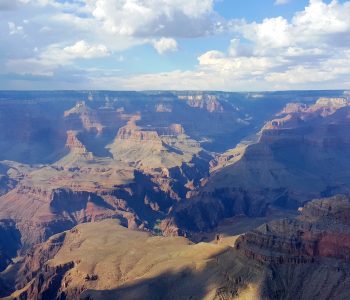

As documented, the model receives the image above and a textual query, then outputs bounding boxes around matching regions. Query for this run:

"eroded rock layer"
[3,196,350,300]
[0,91,349,299]
[163,98,350,235]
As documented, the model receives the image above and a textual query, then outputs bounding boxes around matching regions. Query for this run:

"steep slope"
[64,101,104,134]
[3,196,350,300]
[108,115,205,169]
[233,195,350,300]
[0,161,34,196]
[163,98,350,234]
[1,91,349,298]
[178,94,224,113]
[0,90,342,163]
[0,131,136,252]
[0,117,212,256]
[0,220,21,273]
[236,195,350,262]
[2,220,232,300]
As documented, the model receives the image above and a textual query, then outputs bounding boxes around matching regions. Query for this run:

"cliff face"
[64,101,104,134]
[162,98,350,235]
[0,115,212,259]
[4,197,350,300]
[116,127,162,143]
[8,232,76,300]
[1,91,350,299]
[155,103,173,112]
[235,195,350,263]
[178,94,224,112]
[0,184,118,250]
[65,130,93,159]
[0,220,21,272]
[108,114,208,170]
[0,168,16,197]
[226,195,350,299]
[1,95,348,255]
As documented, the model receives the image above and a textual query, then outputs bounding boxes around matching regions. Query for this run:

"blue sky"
[1,0,350,91]
[215,0,309,21]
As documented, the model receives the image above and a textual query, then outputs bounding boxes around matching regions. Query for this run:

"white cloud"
[60,40,109,59]
[35,40,109,66]
[3,0,350,91]
[39,26,51,33]
[236,17,291,52]
[8,22,24,35]
[266,66,334,84]
[198,50,283,77]
[85,0,216,37]
[230,0,350,56]
[86,49,285,90]
[6,40,110,76]
[153,37,178,54]
[93,0,350,91]
[218,0,350,88]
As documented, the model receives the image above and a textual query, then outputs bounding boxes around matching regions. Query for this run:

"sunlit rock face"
[5,196,350,300]
[163,97,350,235]
[0,90,350,298]
[236,195,350,263]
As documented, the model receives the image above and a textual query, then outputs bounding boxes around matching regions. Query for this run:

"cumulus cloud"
[35,40,109,67]
[234,0,350,52]
[95,0,350,91]
[221,0,350,88]
[198,50,283,77]
[153,37,178,54]
[60,40,109,59]
[85,0,216,37]
[3,0,350,90]
[6,40,110,76]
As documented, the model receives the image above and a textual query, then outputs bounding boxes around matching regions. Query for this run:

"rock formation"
[108,114,207,170]
[0,91,350,299]
[64,101,104,134]
[235,195,350,263]
[3,196,350,300]
[65,131,93,159]
[178,94,224,112]
[155,103,173,112]
[0,113,212,263]
[163,98,350,235]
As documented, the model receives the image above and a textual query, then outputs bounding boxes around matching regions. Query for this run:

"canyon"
[2,195,350,300]
[163,96,350,236]
[0,90,349,299]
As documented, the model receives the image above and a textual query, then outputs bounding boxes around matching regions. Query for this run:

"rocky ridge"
[1,91,350,298]
[162,98,350,235]
[64,101,104,134]
[178,94,224,113]
[0,109,212,259]
[235,195,350,264]
[3,196,350,300]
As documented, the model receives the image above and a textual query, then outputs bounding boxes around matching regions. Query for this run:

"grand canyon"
[3,0,350,298]
[0,90,349,299]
